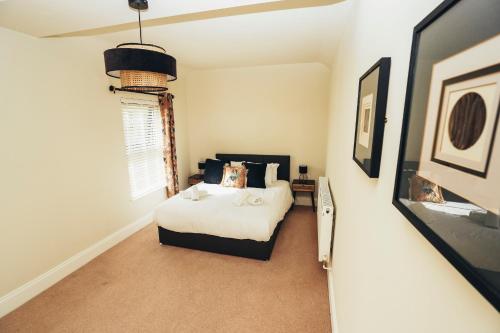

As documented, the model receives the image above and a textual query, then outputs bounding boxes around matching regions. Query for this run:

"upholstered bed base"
[158,220,283,261]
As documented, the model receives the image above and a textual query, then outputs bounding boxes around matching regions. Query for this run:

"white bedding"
[154,180,294,242]
[400,199,499,271]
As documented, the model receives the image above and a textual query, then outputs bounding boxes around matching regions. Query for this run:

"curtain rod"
[109,85,175,99]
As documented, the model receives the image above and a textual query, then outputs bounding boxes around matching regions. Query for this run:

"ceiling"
[0,0,275,37]
[0,0,351,69]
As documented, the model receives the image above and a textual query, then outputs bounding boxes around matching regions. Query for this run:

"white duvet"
[154,180,294,241]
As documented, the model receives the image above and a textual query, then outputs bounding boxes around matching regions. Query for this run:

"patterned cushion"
[221,166,247,188]
[409,175,445,203]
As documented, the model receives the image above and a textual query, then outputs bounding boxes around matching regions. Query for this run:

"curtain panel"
[159,93,179,197]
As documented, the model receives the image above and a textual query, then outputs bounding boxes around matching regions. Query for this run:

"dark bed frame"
[157,153,291,260]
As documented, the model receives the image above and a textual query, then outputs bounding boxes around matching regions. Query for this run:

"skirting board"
[328,269,339,333]
[0,212,154,318]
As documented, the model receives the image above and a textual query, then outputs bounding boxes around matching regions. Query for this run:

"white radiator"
[317,176,335,269]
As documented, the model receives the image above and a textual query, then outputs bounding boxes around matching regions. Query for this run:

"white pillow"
[265,164,273,186]
[230,161,244,167]
[271,163,279,182]
[265,163,280,186]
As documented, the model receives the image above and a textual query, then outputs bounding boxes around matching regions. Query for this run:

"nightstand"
[188,174,204,186]
[292,179,316,212]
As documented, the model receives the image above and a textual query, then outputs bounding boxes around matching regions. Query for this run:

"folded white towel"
[191,186,200,201]
[247,195,263,206]
[180,188,207,200]
[233,190,250,206]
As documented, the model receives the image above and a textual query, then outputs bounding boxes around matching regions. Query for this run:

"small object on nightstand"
[198,161,206,175]
[188,174,204,186]
[292,179,315,212]
[298,165,308,183]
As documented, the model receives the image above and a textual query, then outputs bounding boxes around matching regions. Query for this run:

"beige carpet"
[0,206,331,333]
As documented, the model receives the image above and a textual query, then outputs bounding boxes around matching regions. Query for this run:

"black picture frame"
[430,63,500,178]
[352,57,391,178]
[393,0,500,311]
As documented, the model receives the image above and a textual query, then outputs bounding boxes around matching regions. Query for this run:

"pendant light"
[104,0,177,93]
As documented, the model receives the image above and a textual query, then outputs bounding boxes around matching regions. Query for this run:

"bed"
[156,154,293,260]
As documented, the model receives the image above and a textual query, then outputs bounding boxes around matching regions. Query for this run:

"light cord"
[138,9,143,44]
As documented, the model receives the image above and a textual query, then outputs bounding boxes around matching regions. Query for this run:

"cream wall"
[325,1,500,332]
[185,63,330,205]
[0,28,190,298]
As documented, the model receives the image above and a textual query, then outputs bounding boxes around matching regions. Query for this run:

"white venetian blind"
[121,98,166,200]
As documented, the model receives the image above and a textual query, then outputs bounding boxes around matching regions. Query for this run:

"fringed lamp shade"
[104,43,176,93]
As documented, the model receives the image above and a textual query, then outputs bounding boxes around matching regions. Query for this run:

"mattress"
[155,180,294,242]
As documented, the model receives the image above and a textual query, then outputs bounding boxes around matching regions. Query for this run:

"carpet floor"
[0,206,331,333]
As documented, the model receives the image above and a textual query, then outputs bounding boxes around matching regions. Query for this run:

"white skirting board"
[0,212,154,318]
[328,269,339,333]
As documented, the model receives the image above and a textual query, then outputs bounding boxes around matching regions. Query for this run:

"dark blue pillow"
[204,159,225,184]
[243,162,266,189]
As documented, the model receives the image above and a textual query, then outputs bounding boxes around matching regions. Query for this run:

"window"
[121,98,166,200]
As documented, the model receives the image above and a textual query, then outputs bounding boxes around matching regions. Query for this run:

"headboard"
[215,153,290,182]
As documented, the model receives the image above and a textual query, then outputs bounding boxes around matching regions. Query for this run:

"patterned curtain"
[159,93,179,197]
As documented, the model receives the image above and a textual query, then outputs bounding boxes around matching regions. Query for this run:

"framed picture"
[393,0,500,311]
[353,57,391,177]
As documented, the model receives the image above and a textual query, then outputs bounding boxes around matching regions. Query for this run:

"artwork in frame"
[393,0,500,311]
[352,57,391,178]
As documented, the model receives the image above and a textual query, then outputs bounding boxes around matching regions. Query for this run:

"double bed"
[155,154,293,260]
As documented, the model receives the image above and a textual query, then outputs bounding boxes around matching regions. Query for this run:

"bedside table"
[188,174,204,186]
[292,179,316,212]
